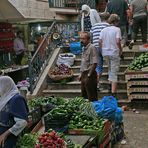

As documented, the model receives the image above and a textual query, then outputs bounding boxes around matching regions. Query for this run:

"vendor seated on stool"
[14,31,27,65]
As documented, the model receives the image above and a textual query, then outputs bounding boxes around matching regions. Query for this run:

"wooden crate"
[28,107,42,125]
[68,120,112,144]
[125,70,148,101]
[99,133,111,148]
[68,120,112,136]
[125,70,148,81]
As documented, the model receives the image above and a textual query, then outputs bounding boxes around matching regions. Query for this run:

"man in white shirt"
[99,14,122,97]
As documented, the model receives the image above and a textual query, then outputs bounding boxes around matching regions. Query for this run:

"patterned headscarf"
[0,76,19,111]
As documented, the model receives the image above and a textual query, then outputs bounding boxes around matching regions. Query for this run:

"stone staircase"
[42,46,145,104]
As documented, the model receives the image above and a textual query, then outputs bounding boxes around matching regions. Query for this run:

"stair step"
[74,57,134,66]
[73,72,125,76]
[98,90,127,100]
[43,89,127,100]
[71,65,128,73]
[43,45,148,102]
[43,89,81,98]
[72,72,125,81]
[48,80,127,90]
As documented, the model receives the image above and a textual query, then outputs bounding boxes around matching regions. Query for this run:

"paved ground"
[114,109,148,148]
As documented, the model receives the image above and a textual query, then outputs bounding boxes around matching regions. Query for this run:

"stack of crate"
[125,71,148,101]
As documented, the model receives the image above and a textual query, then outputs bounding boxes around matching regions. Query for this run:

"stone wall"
[8,0,58,20]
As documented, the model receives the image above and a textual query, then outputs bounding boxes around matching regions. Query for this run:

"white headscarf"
[82,4,91,14]
[81,4,101,31]
[0,76,19,111]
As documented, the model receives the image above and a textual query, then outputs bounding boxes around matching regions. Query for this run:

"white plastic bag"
[56,53,76,67]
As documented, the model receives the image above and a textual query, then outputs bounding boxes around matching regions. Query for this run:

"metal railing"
[28,20,57,93]
[48,0,96,9]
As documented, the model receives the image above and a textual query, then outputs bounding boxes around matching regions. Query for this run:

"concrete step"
[73,72,125,81]
[42,45,148,104]
[101,72,125,81]
[48,80,126,90]
[74,56,134,66]
[98,89,127,100]
[43,89,81,98]
[71,65,128,73]
[42,89,127,100]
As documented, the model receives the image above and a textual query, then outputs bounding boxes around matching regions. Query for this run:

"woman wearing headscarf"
[0,76,28,148]
[81,4,101,31]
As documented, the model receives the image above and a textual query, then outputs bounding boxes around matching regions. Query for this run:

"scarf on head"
[81,4,91,31]
[81,4,101,31]
[0,76,19,111]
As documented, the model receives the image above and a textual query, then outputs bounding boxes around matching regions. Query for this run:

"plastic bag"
[115,107,123,124]
[70,42,82,55]
[56,53,76,67]
[92,96,118,120]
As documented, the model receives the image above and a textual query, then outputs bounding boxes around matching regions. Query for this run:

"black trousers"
[81,70,98,101]
[132,15,147,43]
[15,52,24,65]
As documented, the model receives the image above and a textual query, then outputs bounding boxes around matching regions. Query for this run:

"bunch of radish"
[35,131,65,148]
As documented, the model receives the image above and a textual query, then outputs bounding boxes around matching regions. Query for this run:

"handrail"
[28,20,57,93]
[48,0,96,9]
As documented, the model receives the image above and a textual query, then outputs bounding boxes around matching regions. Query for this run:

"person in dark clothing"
[0,76,28,148]
[128,0,147,49]
[106,0,129,47]
[78,32,98,101]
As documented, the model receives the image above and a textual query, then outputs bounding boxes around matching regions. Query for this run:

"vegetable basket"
[28,107,41,125]
[44,117,69,132]
[48,69,73,82]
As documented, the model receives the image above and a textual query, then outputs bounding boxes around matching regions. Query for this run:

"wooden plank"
[31,120,43,133]
[127,80,148,87]
[125,73,148,81]
[129,94,148,100]
[129,87,148,93]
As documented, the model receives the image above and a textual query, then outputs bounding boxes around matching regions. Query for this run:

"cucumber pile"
[69,112,104,130]
[128,52,148,70]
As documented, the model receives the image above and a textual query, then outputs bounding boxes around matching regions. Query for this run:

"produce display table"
[125,70,148,100]
[66,135,97,148]
[3,65,28,83]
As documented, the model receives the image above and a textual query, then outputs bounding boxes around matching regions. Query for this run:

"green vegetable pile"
[128,52,148,70]
[69,111,104,130]
[27,96,65,110]
[44,97,94,122]
[80,101,98,119]
[16,133,39,148]
[45,105,70,121]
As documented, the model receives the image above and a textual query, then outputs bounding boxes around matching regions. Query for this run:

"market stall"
[17,96,124,147]
[0,22,15,67]
[125,52,148,101]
